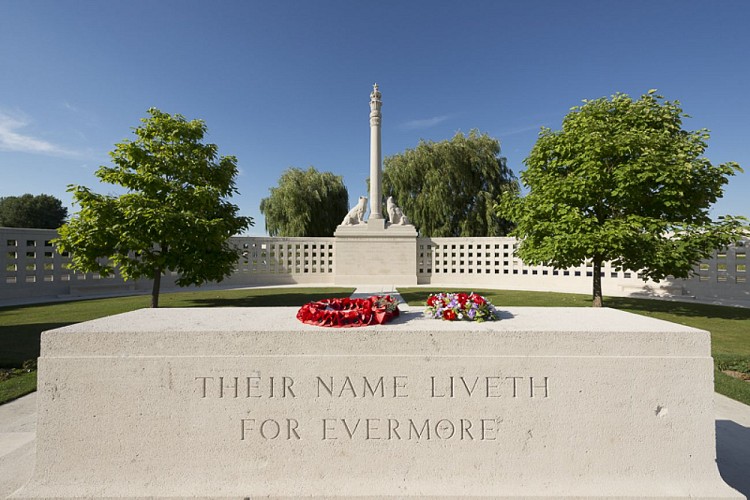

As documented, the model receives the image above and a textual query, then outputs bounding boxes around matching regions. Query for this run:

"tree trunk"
[592,257,603,307]
[151,268,161,308]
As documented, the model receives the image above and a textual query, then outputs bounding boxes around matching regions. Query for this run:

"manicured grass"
[400,288,750,405]
[0,370,36,404]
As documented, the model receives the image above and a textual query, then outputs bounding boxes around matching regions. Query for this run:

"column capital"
[370,83,382,113]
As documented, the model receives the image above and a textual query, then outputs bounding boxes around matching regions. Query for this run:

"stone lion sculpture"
[341,196,367,225]
[387,196,409,225]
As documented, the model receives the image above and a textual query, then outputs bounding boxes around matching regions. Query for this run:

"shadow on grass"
[172,291,354,308]
[399,288,593,308]
[400,288,750,321]
[605,296,750,320]
[0,322,76,368]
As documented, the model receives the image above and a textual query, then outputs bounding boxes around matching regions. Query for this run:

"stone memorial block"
[333,223,418,285]
[13,307,742,499]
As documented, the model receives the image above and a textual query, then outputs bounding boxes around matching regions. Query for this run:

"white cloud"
[0,110,81,158]
[61,101,79,112]
[399,115,450,130]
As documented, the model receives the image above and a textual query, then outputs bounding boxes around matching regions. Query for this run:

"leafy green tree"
[260,166,349,237]
[383,130,517,237]
[500,91,746,307]
[55,108,252,308]
[0,193,68,228]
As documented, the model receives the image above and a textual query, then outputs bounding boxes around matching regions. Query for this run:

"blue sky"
[1,0,748,235]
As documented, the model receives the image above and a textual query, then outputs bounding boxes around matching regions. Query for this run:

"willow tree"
[383,130,517,237]
[55,108,252,308]
[500,91,746,307]
[260,166,349,237]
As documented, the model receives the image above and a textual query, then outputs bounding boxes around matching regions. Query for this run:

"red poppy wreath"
[296,295,400,328]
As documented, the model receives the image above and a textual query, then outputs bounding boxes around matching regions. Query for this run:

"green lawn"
[1,286,749,406]
[0,370,36,404]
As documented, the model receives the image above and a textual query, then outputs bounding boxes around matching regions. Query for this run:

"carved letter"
[195,376,213,398]
[435,419,456,440]
[481,419,497,441]
[430,376,445,398]
[287,419,301,440]
[219,376,239,398]
[460,419,474,440]
[283,376,296,398]
[363,377,384,397]
[260,419,281,439]
[485,376,501,397]
[322,419,336,440]
[461,376,479,397]
[409,419,431,440]
[394,376,408,397]
[338,377,357,398]
[240,418,255,440]
[246,376,261,398]
[388,418,402,440]
[342,418,361,439]
[506,376,523,398]
[530,377,549,398]
[366,418,381,440]
[317,376,333,397]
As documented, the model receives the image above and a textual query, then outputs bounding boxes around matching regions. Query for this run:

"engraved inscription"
[316,376,408,398]
[195,376,296,398]
[194,373,551,442]
[320,417,500,441]
[241,418,301,440]
[430,376,550,398]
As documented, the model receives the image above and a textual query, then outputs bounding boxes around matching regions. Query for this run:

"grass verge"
[0,370,37,404]
[715,370,750,406]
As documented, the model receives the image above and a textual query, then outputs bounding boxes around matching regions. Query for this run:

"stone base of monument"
[13,307,742,499]
[334,220,418,285]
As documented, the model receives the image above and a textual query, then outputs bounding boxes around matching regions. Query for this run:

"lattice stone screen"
[231,237,335,275]
[700,242,747,284]
[1,228,132,300]
[418,237,639,281]
[0,227,747,302]
[417,236,749,300]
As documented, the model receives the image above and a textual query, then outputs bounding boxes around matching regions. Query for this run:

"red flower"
[427,295,438,307]
[456,293,469,306]
[443,309,457,321]
[471,294,486,305]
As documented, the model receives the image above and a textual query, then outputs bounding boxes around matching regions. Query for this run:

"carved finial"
[371,83,381,100]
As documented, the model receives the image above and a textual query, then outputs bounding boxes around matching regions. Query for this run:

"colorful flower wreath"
[297,295,400,328]
[425,292,498,322]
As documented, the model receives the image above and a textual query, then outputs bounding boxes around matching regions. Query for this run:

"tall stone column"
[368,83,383,221]
[333,83,418,285]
